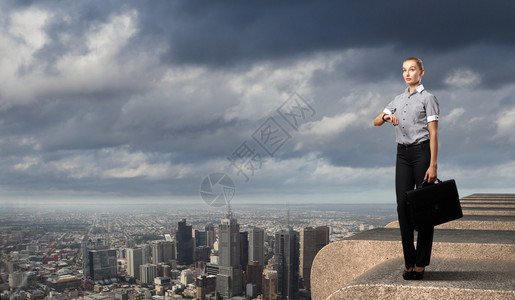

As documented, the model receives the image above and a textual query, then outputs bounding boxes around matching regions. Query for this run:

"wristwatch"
[382,114,388,121]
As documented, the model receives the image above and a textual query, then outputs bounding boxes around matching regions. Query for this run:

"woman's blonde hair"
[404,57,424,70]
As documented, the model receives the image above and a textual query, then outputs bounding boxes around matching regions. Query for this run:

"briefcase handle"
[417,178,442,189]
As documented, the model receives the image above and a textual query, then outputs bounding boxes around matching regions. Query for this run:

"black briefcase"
[406,179,463,231]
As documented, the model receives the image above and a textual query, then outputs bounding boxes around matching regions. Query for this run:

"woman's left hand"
[424,165,437,183]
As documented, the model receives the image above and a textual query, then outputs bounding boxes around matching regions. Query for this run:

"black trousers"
[395,140,434,268]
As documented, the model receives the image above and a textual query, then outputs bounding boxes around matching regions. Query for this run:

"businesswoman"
[374,57,439,280]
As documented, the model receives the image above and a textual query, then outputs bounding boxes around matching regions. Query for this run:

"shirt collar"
[405,84,425,94]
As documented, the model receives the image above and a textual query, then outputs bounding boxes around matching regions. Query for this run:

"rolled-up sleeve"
[384,100,395,115]
[426,95,439,122]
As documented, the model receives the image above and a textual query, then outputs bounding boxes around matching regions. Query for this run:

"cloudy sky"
[1,1,514,208]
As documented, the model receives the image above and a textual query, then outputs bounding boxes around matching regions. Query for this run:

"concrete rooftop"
[311,194,515,299]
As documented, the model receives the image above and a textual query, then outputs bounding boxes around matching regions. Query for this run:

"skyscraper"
[274,228,300,300]
[127,248,143,280]
[141,243,151,264]
[248,227,265,265]
[88,249,117,281]
[151,240,176,265]
[176,219,194,265]
[246,261,263,296]
[196,230,207,247]
[240,231,249,271]
[216,209,242,298]
[262,269,278,300]
[82,238,107,279]
[205,223,216,249]
[151,241,162,265]
[81,241,90,279]
[300,226,329,290]
[163,240,176,263]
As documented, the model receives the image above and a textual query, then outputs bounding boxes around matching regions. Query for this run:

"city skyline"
[0,202,393,299]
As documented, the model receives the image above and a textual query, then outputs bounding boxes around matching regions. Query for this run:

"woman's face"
[402,60,424,86]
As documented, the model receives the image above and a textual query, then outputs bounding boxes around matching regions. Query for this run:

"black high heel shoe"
[413,267,425,280]
[402,267,414,280]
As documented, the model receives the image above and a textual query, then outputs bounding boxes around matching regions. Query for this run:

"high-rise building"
[141,243,151,264]
[196,230,207,247]
[151,240,176,265]
[82,238,107,279]
[127,248,143,280]
[195,246,211,263]
[246,261,263,296]
[205,223,216,249]
[300,226,329,290]
[162,264,171,278]
[240,231,249,271]
[151,241,161,264]
[216,209,242,298]
[180,269,194,285]
[88,249,117,281]
[163,240,176,263]
[140,263,157,284]
[274,228,300,300]
[176,219,194,265]
[196,275,217,300]
[262,269,278,300]
[248,227,265,265]
[81,241,90,279]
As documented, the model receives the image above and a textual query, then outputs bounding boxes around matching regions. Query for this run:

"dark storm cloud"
[1,0,514,200]
[163,1,515,93]
[137,1,515,90]
[12,1,515,65]
[9,1,515,88]
[140,1,515,64]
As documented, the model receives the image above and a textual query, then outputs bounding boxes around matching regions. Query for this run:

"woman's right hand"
[385,114,399,126]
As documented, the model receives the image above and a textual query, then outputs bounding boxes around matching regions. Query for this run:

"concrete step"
[346,227,515,245]
[462,194,515,200]
[462,209,515,216]
[311,194,515,299]
[461,203,515,208]
[311,236,515,299]
[385,219,515,231]
[328,257,515,300]
[311,229,515,299]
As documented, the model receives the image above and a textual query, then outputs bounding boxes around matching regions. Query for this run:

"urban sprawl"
[0,203,396,299]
